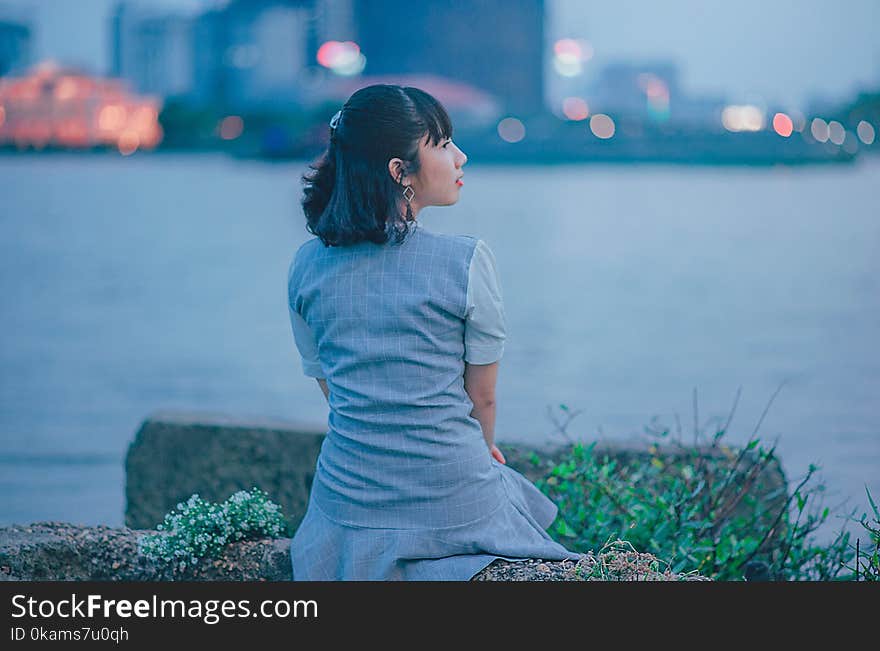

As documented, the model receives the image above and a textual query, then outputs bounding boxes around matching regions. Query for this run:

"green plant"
[137,487,290,572]
[535,385,864,580]
[843,486,880,581]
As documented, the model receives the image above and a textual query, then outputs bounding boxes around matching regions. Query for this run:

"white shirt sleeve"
[464,239,507,364]
[288,304,325,378]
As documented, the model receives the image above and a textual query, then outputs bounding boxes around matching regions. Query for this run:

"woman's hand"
[489,444,506,465]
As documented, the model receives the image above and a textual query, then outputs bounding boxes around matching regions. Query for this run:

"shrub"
[535,387,870,580]
[137,487,290,572]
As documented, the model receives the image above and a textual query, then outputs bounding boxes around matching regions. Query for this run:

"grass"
[529,384,879,581]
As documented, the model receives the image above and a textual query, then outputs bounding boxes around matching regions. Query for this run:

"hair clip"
[329,110,342,131]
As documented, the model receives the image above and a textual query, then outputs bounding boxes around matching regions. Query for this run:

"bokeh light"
[772,113,793,137]
[554,38,593,62]
[721,105,764,132]
[554,39,582,64]
[553,58,582,77]
[790,110,806,132]
[562,97,589,121]
[552,37,592,78]
[219,115,244,140]
[637,73,668,100]
[638,73,670,122]
[117,130,139,155]
[856,120,875,145]
[589,114,615,139]
[98,105,126,132]
[810,118,829,143]
[133,106,157,123]
[316,41,365,76]
[54,77,79,101]
[827,120,845,145]
[497,117,525,143]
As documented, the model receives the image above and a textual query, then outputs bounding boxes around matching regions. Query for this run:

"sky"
[1,0,878,110]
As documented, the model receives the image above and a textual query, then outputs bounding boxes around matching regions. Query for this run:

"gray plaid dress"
[287,220,582,580]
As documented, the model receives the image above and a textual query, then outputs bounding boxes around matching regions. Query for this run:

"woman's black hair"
[301,84,453,247]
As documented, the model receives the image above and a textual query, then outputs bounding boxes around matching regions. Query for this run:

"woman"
[287,84,581,580]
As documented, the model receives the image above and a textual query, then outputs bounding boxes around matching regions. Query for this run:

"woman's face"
[390,133,467,216]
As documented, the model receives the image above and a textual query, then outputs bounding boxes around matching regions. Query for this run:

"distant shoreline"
[0,145,867,167]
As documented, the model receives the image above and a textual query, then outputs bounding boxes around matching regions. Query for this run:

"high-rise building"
[219,0,316,109]
[351,0,545,117]
[113,0,318,109]
[111,1,203,100]
[0,8,32,77]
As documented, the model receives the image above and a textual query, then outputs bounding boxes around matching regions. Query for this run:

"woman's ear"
[388,158,405,184]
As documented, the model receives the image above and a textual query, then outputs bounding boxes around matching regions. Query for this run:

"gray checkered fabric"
[287,221,582,580]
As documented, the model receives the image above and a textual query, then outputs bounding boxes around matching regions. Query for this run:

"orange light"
[54,77,79,101]
[772,113,793,137]
[562,97,589,121]
[118,130,139,155]
[98,105,126,131]
[56,118,90,147]
[0,62,164,150]
[30,120,52,149]
[132,105,157,127]
[219,115,244,140]
[140,123,163,149]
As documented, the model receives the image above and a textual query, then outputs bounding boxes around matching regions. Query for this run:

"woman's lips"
[455,179,464,186]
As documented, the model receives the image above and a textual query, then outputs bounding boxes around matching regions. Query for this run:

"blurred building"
[110,0,522,118]
[583,60,726,129]
[0,61,162,152]
[351,0,545,117]
[113,0,327,109]
[0,7,32,77]
[111,1,207,100]
[217,0,316,110]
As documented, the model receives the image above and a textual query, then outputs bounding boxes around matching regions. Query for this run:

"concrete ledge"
[0,522,290,582]
[0,522,709,581]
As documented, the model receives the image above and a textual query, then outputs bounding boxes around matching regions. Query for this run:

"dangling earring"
[402,184,415,221]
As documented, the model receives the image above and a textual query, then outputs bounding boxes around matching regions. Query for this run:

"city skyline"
[1,0,878,111]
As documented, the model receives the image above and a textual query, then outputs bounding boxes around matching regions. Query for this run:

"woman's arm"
[464,361,505,463]
[462,240,506,463]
